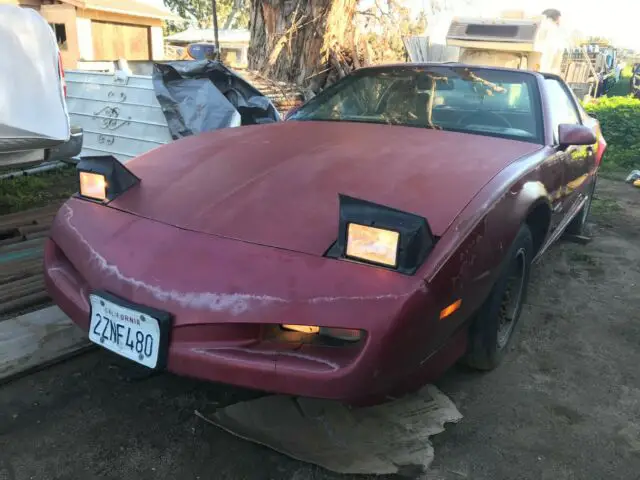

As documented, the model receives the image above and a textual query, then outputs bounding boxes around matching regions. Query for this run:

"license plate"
[88,293,168,369]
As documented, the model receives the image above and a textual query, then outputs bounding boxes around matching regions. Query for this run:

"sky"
[142,0,640,50]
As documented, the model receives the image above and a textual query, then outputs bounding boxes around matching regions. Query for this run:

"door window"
[545,79,581,141]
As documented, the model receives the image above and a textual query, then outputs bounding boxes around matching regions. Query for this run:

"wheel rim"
[497,248,527,350]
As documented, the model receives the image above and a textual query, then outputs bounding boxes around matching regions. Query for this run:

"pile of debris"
[237,69,306,114]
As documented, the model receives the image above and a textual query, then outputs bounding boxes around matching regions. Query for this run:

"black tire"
[565,174,597,236]
[464,224,533,371]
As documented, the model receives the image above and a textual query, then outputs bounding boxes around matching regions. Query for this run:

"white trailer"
[446,16,566,74]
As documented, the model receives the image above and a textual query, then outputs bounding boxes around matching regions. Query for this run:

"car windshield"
[289,66,543,143]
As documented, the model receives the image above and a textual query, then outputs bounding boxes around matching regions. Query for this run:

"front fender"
[486,179,553,259]
[411,147,552,349]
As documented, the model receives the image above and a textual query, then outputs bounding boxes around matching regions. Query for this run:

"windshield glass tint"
[289,66,543,143]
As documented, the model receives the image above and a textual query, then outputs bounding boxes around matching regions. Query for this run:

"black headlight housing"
[325,194,436,275]
[76,155,140,203]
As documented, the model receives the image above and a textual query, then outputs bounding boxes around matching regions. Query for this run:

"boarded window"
[50,23,68,50]
[91,21,150,61]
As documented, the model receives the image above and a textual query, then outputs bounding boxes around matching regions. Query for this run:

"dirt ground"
[0,178,639,480]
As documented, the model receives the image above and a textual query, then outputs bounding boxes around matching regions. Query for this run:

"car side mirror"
[558,124,597,147]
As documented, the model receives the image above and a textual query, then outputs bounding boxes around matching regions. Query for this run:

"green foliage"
[607,65,632,97]
[584,95,640,172]
[0,166,77,215]
[163,0,249,30]
[163,0,210,28]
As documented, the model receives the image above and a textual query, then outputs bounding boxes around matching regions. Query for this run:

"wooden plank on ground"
[0,260,43,283]
[0,248,43,268]
[0,237,45,255]
[18,223,50,236]
[0,235,24,247]
[0,279,46,305]
[0,291,50,316]
[0,306,91,382]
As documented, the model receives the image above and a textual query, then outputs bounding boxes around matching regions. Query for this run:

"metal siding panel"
[80,147,133,163]
[68,97,167,125]
[65,70,172,163]
[81,131,165,156]
[66,71,156,89]
[66,85,160,105]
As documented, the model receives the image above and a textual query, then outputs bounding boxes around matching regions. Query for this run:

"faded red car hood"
[110,121,540,255]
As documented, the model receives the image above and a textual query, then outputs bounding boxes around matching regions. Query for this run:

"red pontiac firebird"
[44,64,606,403]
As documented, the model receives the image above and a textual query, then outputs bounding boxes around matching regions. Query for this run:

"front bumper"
[44,199,442,401]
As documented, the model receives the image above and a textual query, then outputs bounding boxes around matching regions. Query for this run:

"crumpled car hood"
[109,121,540,256]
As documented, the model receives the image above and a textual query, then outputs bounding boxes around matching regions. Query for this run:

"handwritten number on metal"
[93,106,131,131]
[107,91,127,102]
[98,134,115,145]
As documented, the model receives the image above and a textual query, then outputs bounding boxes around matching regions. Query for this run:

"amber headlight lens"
[79,171,107,201]
[326,195,435,274]
[346,223,400,267]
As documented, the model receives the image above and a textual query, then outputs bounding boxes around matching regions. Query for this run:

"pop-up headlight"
[76,155,140,203]
[329,195,436,275]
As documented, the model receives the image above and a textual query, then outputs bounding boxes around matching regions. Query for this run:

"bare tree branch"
[222,0,244,28]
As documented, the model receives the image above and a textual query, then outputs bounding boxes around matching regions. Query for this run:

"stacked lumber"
[0,204,61,319]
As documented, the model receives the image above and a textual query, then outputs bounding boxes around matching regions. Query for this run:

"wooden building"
[1,0,180,68]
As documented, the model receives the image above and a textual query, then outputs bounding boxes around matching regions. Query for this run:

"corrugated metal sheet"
[66,70,173,163]
[403,37,460,63]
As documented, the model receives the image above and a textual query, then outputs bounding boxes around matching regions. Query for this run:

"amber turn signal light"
[439,299,462,320]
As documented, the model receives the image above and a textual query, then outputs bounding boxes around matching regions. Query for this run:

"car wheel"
[565,174,597,236]
[464,224,533,371]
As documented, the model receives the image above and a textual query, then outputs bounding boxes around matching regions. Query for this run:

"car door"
[543,78,596,218]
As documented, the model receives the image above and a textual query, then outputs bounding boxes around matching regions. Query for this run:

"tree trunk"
[212,0,220,57]
[248,0,358,91]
